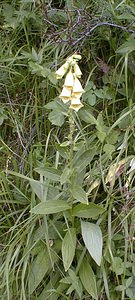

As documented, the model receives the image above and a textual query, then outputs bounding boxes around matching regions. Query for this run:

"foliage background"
[0,0,135,299]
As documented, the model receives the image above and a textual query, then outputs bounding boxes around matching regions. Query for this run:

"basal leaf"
[31,200,71,214]
[79,257,98,300]
[62,228,76,271]
[81,221,103,265]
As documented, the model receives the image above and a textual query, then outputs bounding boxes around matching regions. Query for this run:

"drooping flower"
[74,63,82,77]
[73,76,84,93]
[64,70,74,89]
[55,61,69,79]
[69,96,84,111]
[59,87,71,103]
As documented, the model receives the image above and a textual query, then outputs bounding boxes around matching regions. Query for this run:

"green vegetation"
[0,1,135,299]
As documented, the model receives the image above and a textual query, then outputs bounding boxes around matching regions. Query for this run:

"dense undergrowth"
[0,1,135,299]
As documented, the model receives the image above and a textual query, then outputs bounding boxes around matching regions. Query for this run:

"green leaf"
[78,108,97,124]
[87,93,96,106]
[60,166,71,185]
[29,61,43,73]
[83,90,96,106]
[31,200,71,215]
[94,89,104,98]
[79,258,98,300]
[72,147,96,172]
[81,221,103,266]
[96,130,106,143]
[35,166,61,181]
[71,185,88,204]
[29,248,50,294]
[116,37,135,54]
[103,144,115,160]
[30,180,47,201]
[68,269,82,299]
[72,203,105,218]
[48,110,65,126]
[62,228,76,271]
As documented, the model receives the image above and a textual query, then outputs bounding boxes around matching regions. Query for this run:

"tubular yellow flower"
[59,87,71,103]
[69,97,84,111]
[74,64,82,77]
[64,70,74,89]
[72,92,83,98]
[73,77,84,93]
[55,62,69,79]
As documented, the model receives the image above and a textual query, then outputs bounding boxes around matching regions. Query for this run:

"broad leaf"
[29,248,50,294]
[78,108,97,124]
[35,166,61,181]
[72,147,96,172]
[71,185,88,204]
[31,200,71,214]
[48,110,65,126]
[62,228,76,271]
[79,258,98,300]
[72,203,105,218]
[81,221,103,265]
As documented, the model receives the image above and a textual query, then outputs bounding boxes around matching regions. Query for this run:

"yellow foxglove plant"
[56,54,84,111]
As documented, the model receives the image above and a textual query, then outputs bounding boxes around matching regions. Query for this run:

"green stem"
[68,109,75,225]
[68,109,75,163]
[34,78,40,141]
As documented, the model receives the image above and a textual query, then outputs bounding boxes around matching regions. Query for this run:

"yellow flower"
[64,70,74,89]
[72,92,83,98]
[59,86,71,103]
[69,97,84,111]
[55,62,69,79]
[74,64,82,77]
[73,76,84,93]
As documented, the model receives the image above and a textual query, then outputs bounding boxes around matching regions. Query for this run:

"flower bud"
[72,54,82,60]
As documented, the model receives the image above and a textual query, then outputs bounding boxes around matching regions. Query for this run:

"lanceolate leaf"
[62,228,76,271]
[81,221,103,266]
[68,269,82,299]
[31,200,71,214]
[79,258,98,300]
[72,203,105,218]
[29,248,50,294]
[72,147,96,172]
[35,166,61,181]
[71,185,88,204]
